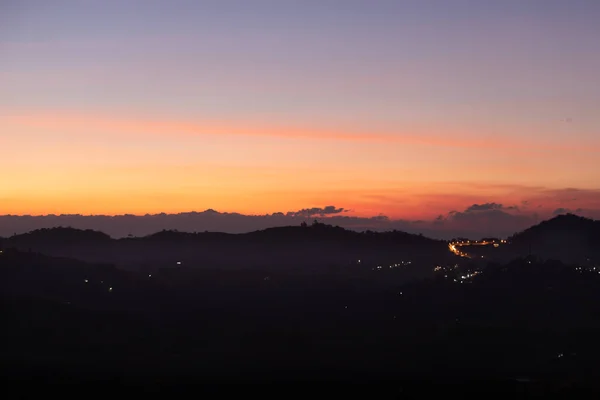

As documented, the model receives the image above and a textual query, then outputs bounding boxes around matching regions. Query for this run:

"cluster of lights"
[373,261,412,271]
[575,266,600,275]
[434,265,460,274]
[460,271,480,280]
[452,270,481,284]
[448,243,471,258]
[391,261,411,268]
[449,238,506,258]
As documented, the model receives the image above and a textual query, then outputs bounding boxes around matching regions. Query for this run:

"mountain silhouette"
[0,222,450,272]
[7,227,112,243]
[506,214,600,264]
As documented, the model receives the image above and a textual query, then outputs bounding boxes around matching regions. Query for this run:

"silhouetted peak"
[506,213,599,263]
[246,223,441,246]
[511,213,597,239]
[9,227,111,242]
[548,213,592,225]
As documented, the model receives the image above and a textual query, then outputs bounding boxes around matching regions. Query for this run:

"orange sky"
[2,110,599,219]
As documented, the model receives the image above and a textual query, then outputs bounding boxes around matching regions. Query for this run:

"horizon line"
[0,212,591,241]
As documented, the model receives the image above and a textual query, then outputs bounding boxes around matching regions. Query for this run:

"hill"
[0,222,451,272]
[506,214,600,264]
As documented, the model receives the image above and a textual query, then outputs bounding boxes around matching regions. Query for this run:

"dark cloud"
[0,207,369,239]
[464,203,519,212]
[285,205,346,218]
[432,202,539,239]
[464,203,504,212]
[1,201,597,240]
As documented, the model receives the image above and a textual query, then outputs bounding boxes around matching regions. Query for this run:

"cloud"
[1,199,598,241]
[0,207,373,239]
[432,202,539,238]
[463,203,520,212]
[5,111,600,154]
[285,206,346,218]
[0,208,436,239]
[434,214,445,221]
[464,203,504,212]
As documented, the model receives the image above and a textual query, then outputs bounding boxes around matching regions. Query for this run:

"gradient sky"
[1,0,599,231]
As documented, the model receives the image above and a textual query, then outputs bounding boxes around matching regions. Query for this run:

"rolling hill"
[0,222,451,272]
[506,214,600,264]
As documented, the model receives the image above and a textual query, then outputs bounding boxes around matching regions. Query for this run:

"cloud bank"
[1,203,597,240]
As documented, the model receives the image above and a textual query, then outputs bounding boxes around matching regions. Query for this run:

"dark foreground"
[3,250,600,395]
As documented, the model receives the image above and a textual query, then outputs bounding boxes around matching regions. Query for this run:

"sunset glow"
[1,0,599,236]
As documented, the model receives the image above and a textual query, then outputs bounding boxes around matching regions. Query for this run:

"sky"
[1,0,600,237]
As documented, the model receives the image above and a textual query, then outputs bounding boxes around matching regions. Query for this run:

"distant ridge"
[509,213,599,242]
[4,227,112,243]
[0,222,449,270]
[0,208,542,240]
[3,215,598,268]
[1,222,440,244]
[508,214,600,263]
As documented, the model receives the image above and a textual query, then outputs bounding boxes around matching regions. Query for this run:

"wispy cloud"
[3,111,599,154]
